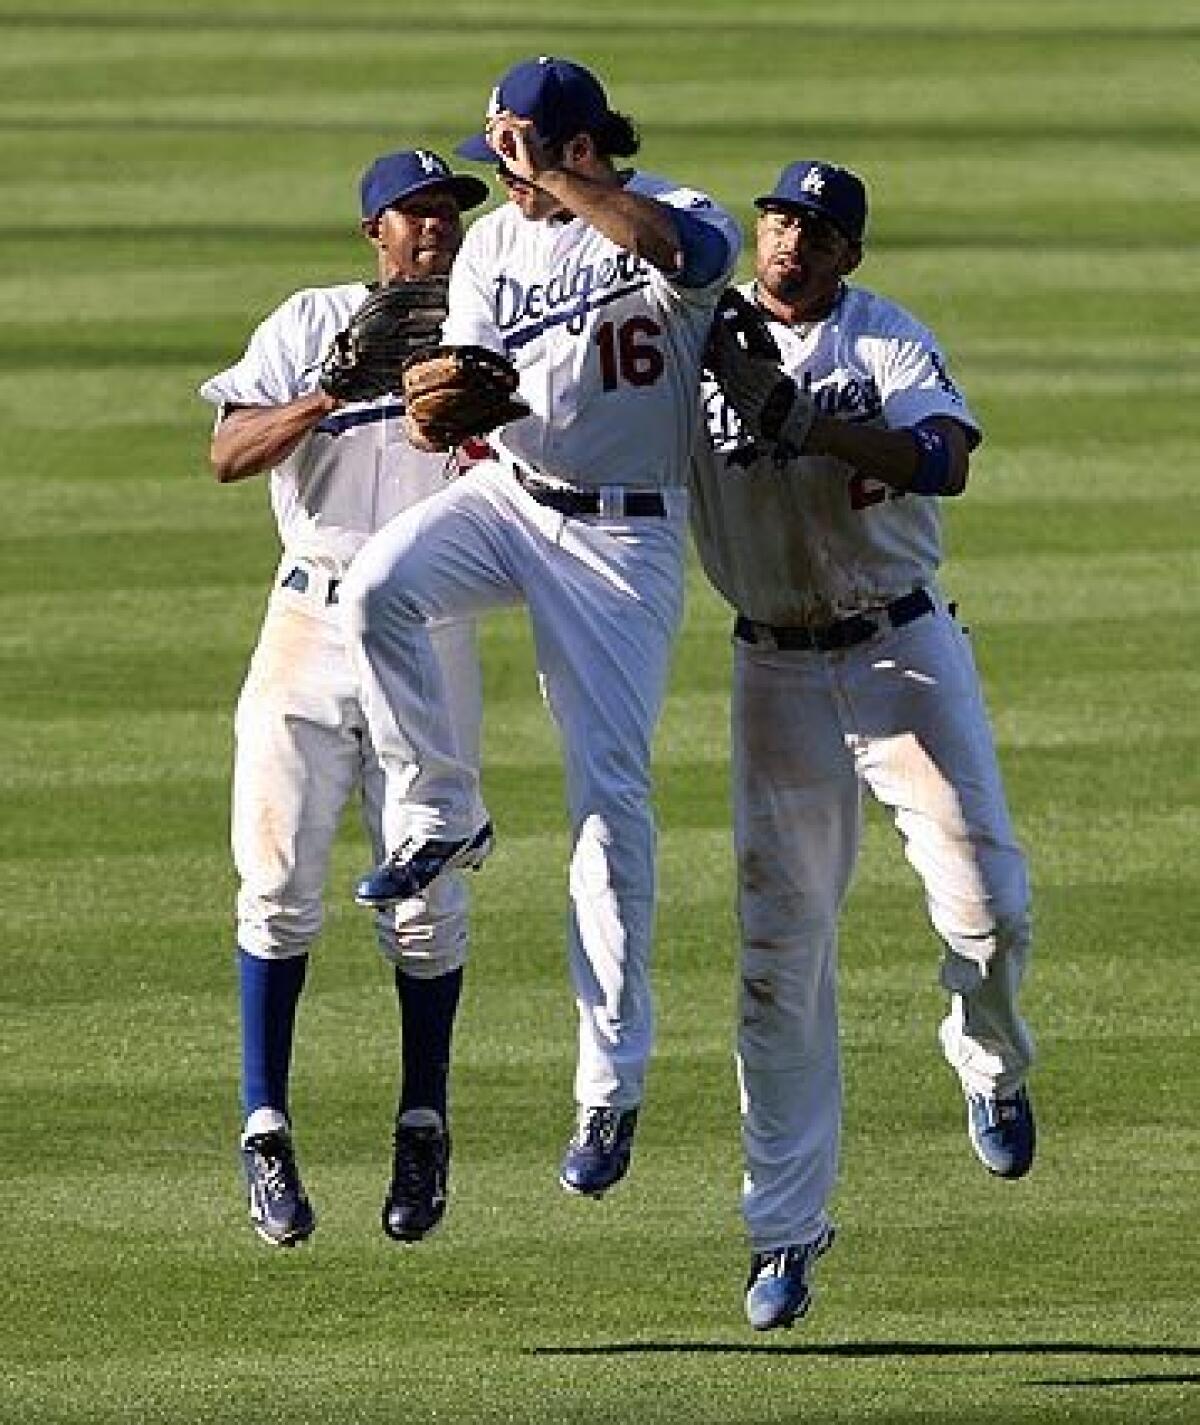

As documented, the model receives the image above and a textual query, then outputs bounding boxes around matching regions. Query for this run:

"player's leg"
[733,638,859,1329]
[523,509,687,1196]
[341,469,516,908]
[232,592,362,1245]
[852,602,1035,1177]
[359,615,483,1242]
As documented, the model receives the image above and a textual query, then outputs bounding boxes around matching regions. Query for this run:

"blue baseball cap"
[360,148,488,222]
[456,56,613,161]
[754,160,868,244]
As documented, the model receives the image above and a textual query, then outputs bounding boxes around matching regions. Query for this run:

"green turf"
[1,2,1198,1421]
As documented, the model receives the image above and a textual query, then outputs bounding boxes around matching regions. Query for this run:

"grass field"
[1,2,1198,1421]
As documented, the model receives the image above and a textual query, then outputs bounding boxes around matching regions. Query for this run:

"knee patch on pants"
[739,938,837,1071]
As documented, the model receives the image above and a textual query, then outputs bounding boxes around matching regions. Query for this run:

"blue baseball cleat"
[355,821,494,910]
[967,1085,1036,1179]
[241,1126,316,1248]
[559,1106,639,1198]
[745,1224,836,1331]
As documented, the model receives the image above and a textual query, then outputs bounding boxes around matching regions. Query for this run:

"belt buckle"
[598,485,622,518]
[844,614,879,647]
[818,613,874,651]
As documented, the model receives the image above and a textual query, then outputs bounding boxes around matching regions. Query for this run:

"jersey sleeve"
[198,290,326,410]
[642,180,741,303]
[860,305,981,444]
[442,228,507,353]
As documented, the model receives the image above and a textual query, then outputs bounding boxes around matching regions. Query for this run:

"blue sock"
[239,948,308,1122]
[396,966,463,1122]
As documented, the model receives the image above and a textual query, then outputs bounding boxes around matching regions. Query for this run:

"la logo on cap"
[801,167,826,195]
[416,150,448,175]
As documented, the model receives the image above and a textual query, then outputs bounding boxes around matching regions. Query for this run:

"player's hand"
[705,289,818,455]
[401,344,529,453]
[486,111,555,183]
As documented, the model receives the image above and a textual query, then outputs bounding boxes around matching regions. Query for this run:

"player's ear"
[841,241,863,276]
[564,132,593,166]
[361,217,382,245]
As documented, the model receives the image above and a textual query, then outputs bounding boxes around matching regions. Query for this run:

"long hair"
[593,110,640,159]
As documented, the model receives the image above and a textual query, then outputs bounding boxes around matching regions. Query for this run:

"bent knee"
[237,913,320,960]
[377,930,469,978]
[237,874,324,955]
[740,890,840,959]
[739,936,837,1064]
[373,895,469,975]
[937,900,1031,970]
[341,568,423,637]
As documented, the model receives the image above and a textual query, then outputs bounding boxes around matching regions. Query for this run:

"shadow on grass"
[527,1340,1200,1389]
[1036,1373,1198,1388]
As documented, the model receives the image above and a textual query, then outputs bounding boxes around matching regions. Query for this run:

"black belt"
[735,587,934,652]
[512,470,666,518]
[281,565,341,606]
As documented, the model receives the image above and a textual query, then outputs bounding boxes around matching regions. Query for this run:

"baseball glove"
[318,277,450,403]
[402,344,530,452]
[704,288,817,453]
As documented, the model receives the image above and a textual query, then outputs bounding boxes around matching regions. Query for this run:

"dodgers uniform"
[343,172,740,1110]
[690,280,1034,1252]
[200,284,482,976]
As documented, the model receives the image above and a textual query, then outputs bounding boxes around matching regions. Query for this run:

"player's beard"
[759,256,842,321]
[412,245,456,278]
[765,268,806,304]
[760,251,815,303]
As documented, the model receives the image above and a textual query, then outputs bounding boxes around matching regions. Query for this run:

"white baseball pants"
[342,462,688,1109]
[732,595,1034,1251]
[233,556,482,975]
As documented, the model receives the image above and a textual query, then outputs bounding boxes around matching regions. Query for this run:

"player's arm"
[805,415,973,497]
[209,392,341,483]
[537,168,692,274]
[488,113,729,281]
[709,351,973,497]
[813,320,981,496]
[536,173,731,284]
[705,293,974,495]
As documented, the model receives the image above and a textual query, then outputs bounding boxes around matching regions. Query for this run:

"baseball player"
[198,149,489,1248]
[692,161,1035,1329]
[341,57,740,1197]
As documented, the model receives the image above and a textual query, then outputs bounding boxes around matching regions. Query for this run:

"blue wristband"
[908,425,953,495]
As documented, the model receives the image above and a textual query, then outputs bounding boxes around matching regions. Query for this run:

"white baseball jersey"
[200,283,454,575]
[444,171,741,489]
[691,281,982,625]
